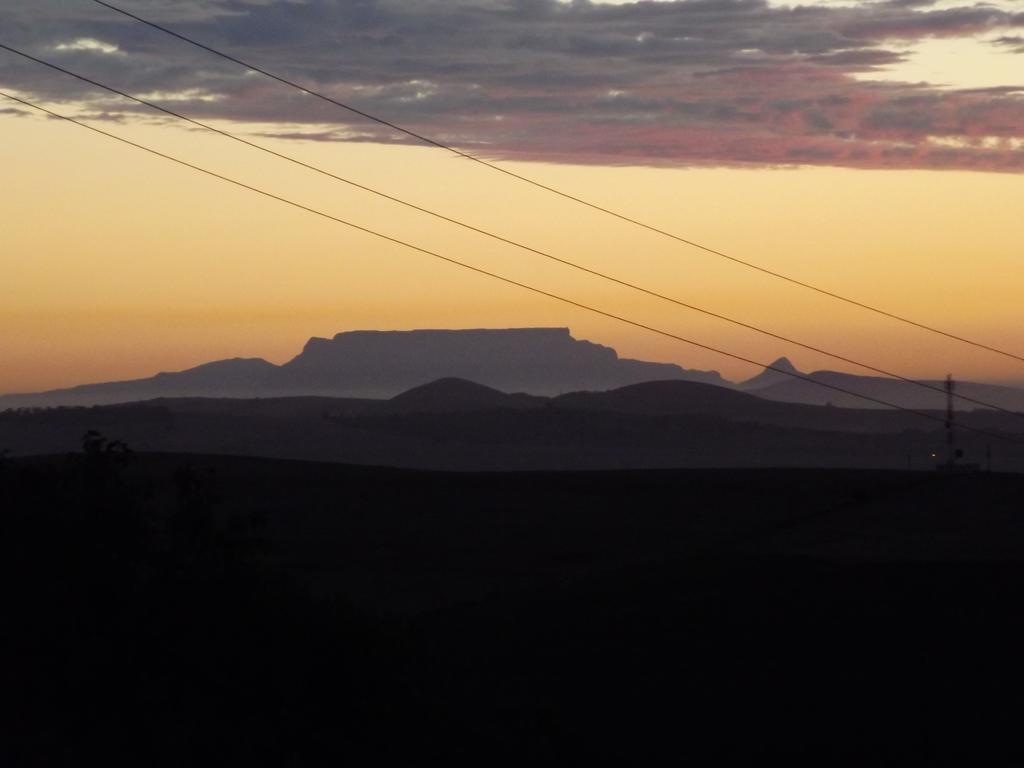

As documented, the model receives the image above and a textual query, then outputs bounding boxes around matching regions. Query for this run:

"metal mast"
[945,374,956,470]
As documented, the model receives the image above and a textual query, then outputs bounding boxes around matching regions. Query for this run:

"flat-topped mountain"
[0,328,727,408]
[279,328,726,397]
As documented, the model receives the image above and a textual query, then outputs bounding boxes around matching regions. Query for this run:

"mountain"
[277,328,727,397]
[738,357,801,391]
[0,328,728,408]
[741,359,1024,413]
[760,372,1024,413]
[7,327,1023,414]
[0,358,284,409]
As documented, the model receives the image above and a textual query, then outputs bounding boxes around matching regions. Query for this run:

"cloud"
[53,38,122,55]
[1,0,1023,171]
[993,34,1024,53]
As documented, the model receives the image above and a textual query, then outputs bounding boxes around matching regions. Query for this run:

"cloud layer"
[2,0,1023,170]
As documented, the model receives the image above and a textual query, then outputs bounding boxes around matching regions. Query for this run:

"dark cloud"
[841,6,1023,41]
[884,0,939,8]
[1,0,1022,171]
[993,34,1024,53]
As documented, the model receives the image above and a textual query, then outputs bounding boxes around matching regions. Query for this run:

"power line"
[90,0,1024,367]
[2,89,1015,445]
[3,42,1019,420]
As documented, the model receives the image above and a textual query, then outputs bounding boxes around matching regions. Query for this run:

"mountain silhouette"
[381,378,545,415]
[4,328,1024,413]
[0,328,727,408]
[736,357,1024,412]
[556,379,761,415]
[278,328,726,397]
[739,356,802,391]
[5,376,1022,471]
[751,368,1024,412]
[0,358,283,409]
[550,379,1020,433]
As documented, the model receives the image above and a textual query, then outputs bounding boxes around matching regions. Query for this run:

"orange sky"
[2,104,1023,393]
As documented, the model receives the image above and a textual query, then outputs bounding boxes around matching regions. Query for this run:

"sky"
[1,0,1023,393]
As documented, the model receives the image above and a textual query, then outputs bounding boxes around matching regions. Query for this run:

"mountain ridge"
[5,328,1024,414]
[0,328,727,408]
[740,356,802,391]
[4,376,1022,472]
[753,368,1024,412]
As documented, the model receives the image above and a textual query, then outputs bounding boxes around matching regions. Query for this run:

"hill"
[3,378,1021,471]
[380,377,545,415]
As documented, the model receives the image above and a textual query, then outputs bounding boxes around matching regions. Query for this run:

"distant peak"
[767,357,799,374]
[738,356,803,391]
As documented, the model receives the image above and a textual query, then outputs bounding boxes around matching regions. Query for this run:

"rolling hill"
[3,377,1021,472]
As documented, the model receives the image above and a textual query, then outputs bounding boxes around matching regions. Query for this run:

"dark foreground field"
[4,450,1024,763]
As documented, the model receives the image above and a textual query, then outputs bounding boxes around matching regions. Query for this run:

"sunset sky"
[2,0,1023,394]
